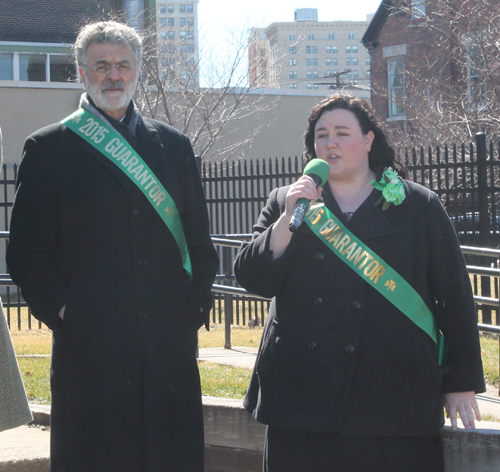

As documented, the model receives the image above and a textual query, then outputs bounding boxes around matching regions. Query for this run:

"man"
[6,21,219,471]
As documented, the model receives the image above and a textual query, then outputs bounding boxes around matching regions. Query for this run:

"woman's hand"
[283,175,323,218]
[444,391,481,430]
[269,176,323,259]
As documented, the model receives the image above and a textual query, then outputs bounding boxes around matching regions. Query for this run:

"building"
[361,0,500,143]
[248,8,372,97]
[0,1,200,86]
[155,1,200,84]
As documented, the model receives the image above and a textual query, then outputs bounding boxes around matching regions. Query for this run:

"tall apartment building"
[155,0,200,84]
[249,9,371,97]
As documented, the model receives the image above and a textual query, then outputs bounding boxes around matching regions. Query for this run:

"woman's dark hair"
[304,94,407,178]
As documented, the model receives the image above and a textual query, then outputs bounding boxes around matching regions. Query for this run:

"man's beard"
[84,73,138,112]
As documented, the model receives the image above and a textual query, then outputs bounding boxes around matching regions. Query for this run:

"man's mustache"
[101,81,125,91]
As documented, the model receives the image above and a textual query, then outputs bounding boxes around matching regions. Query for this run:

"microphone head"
[303,159,330,187]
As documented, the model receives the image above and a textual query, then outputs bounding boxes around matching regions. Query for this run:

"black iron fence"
[2,133,500,331]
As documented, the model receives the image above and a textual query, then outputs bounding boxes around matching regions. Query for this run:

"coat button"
[314,297,323,306]
[139,259,146,267]
[139,312,147,319]
[353,301,362,310]
[308,341,317,350]
[133,208,140,216]
[315,252,325,261]
[346,344,356,354]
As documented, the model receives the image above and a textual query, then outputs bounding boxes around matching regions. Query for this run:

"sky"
[196,0,382,85]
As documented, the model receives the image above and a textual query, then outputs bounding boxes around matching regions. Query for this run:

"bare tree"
[372,0,500,147]
[135,25,280,162]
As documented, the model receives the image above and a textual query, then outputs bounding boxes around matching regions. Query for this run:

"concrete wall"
[0,83,323,167]
[5,399,498,472]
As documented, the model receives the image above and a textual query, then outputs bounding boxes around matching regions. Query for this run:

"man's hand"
[444,391,481,430]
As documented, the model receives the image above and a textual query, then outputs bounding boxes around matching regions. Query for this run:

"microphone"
[289,159,330,233]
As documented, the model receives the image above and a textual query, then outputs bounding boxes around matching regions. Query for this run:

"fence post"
[476,132,492,324]
[223,246,232,349]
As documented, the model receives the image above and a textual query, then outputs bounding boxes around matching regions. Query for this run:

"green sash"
[61,107,193,281]
[304,203,447,366]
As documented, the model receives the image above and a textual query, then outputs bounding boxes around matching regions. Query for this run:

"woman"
[234,95,485,472]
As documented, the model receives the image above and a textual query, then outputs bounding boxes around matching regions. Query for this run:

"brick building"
[362,0,499,141]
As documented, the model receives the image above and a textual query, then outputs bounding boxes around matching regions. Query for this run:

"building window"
[308,34,315,40]
[313,70,318,78]
[289,71,297,79]
[346,46,351,53]
[187,4,193,13]
[160,4,166,13]
[333,58,338,66]
[388,57,406,117]
[180,4,186,12]
[290,83,297,89]
[289,59,297,66]
[353,58,358,65]
[188,57,195,66]
[352,46,358,53]
[467,44,486,106]
[348,33,355,40]
[307,83,312,89]
[346,71,352,78]
[168,4,174,13]
[366,57,371,65]
[3,52,76,82]
[412,0,425,19]
[180,31,186,39]
[180,18,186,27]
[306,46,311,54]
[353,70,358,78]
[312,46,318,54]
[289,34,296,40]
[332,46,338,53]
[289,46,296,54]
[313,84,319,89]
[367,71,371,78]
[328,33,335,40]
[180,44,187,53]
[312,58,318,66]
[306,58,312,66]
[0,53,13,80]
[168,18,174,26]
[168,31,175,40]
[326,58,332,66]
[160,18,167,26]
[326,46,331,54]
[188,45,195,53]
[346,58,352,66]
[307,70,312,79]
[187,18,194,26]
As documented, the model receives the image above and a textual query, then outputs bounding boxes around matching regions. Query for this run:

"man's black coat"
[6,104,219,471]
[235,180,485,436]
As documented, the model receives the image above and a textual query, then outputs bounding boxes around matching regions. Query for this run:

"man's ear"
[79,68,85,86]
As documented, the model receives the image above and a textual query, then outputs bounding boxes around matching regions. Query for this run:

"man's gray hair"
[75,21,143,68]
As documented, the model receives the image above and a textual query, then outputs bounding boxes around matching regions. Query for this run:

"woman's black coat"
[234,180,485,437]
[6,112,219,471]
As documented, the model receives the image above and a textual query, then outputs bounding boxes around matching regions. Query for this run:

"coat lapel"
[321,183,398,242]
[81,140,135,197]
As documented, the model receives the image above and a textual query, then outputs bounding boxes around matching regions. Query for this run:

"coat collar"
[319,178,398,242]
[77,96,164,200]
